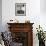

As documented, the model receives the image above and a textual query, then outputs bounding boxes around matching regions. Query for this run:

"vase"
[39,40,45,46]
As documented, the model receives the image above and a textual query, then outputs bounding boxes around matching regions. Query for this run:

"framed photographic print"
[15,3,26,16]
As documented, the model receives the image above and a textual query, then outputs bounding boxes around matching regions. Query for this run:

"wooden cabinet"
[7,23,34,46]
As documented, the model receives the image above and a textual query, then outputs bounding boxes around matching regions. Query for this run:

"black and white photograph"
[15,3,26,16]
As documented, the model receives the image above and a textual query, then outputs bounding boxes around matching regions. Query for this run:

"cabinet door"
[11,32,28,46]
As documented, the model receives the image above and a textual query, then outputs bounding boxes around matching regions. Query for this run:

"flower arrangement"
[36,25,45,42]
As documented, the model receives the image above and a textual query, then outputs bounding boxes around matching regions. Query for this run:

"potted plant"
[36,25,45,46]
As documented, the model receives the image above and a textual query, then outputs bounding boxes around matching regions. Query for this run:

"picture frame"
[15,3,26,16]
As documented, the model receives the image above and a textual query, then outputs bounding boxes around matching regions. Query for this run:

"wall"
[0,0,2,32]
[40,0,46,13]
[2,0,46,46]
[2,0,40,30]
[40,0,46,31]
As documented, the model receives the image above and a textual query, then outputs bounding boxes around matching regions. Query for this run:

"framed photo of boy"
[15,3,26,16]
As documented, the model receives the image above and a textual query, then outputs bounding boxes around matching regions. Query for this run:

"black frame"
[15,3,26,16]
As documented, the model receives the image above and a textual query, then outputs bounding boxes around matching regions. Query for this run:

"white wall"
[0,0,2,32]
[40,0,46,31]
[40,0,46,13]
[2,0,40,30]
[2,0,46,46]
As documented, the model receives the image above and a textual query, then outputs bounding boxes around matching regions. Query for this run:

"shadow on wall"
[0,0,2,32]
[40,0,46,13]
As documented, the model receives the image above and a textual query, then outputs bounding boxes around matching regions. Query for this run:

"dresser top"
[7,23,34,25]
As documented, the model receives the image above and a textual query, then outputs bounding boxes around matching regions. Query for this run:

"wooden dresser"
[7,23,34,46]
